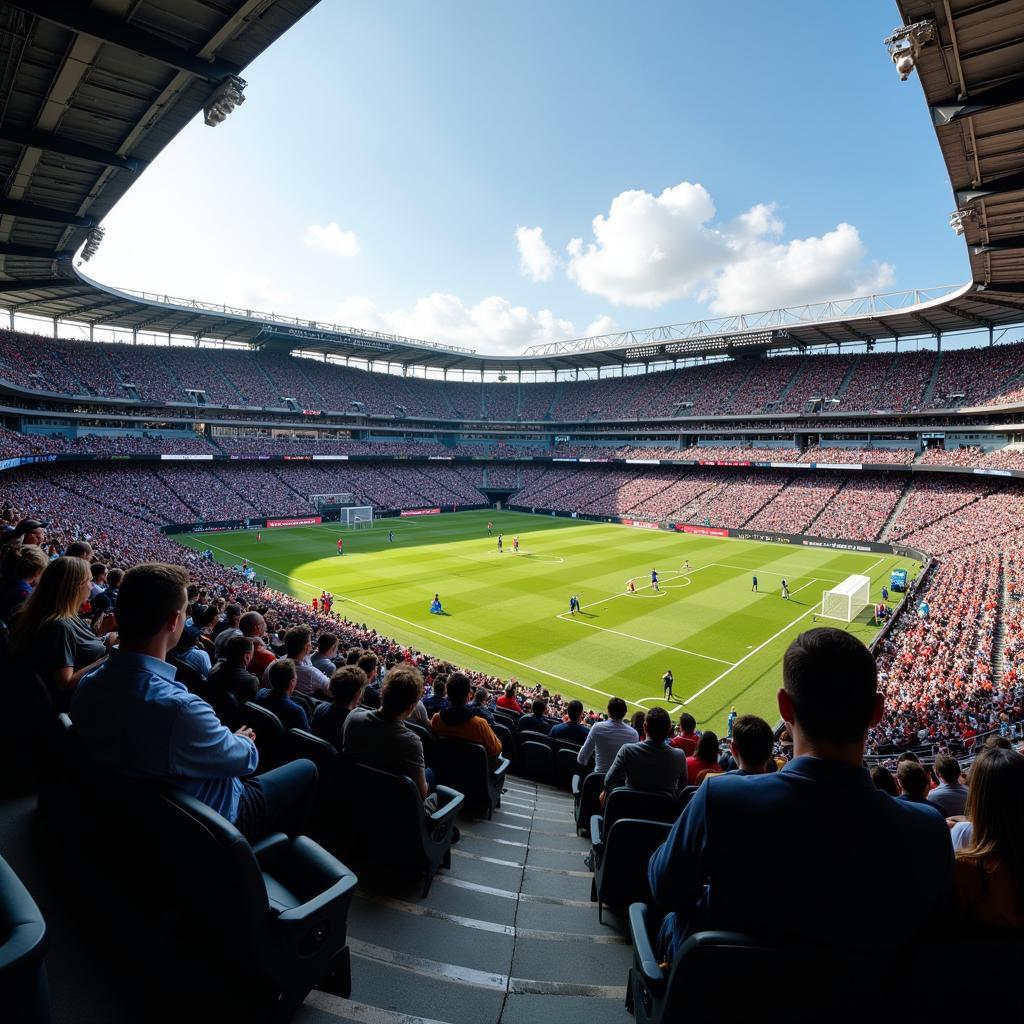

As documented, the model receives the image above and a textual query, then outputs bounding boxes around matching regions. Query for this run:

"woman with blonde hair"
[10,556,115,703]
[954,744,1024,928]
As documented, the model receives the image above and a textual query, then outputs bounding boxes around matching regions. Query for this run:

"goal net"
[820,574,871,623]
[339,505,374,529]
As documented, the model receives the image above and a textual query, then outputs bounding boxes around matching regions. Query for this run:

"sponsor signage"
[770,461,808,469]
[973,467,1012,477]
[676,523,729,537]
[625,519,659,530]
[266,516,322,528]
[282,455,312,461]
[625,458,662,465]
[428,456,454,461]
[813,462,862,471]
[401,507,441,517]
[735,530,792,545]
[699,459,751,467]
[256,325,396,354]
[301,410,322,416]
[802,538,872,553]
[311,454,348,461]
[160,453,215,461]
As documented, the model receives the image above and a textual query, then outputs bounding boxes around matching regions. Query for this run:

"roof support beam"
[0,199,97,228]
[932,74,1024,126]
[7,0,241,83]
[0,242,65,259]
[0,125,144,172]
[971,234,1024,254]
[956,169,1024,206]
[0,278,84,294]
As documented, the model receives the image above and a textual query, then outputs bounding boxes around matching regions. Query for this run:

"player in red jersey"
[337,537,343,556]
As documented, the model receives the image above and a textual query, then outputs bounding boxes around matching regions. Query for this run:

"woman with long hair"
[954,745,1024,928]
[10,556,114,701]
[686,729,723,785]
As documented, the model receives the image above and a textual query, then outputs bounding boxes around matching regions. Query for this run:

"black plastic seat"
[626,902,888,1023]
[433,736,509,819]
[0,854,51,1024]
[554,746,582,789]
[590,819,670,922]
[197,679,242,730]
[520,739,554,783]
[590,787,676,870]
[491,721,518,768]
[573,771,605,835]
[157,788,357,1020]
[675,784,699,815]
[346,763,464,896]
[242,701,288,771]
[0,661,54,793]
[405,721,436,767]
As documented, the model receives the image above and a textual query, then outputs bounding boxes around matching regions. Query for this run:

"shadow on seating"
[433,736,508,819]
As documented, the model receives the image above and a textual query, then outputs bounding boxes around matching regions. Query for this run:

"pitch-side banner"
[675,523,729,537]
[266,516,322,528]
[401,507,441,517]
[624,519,660,530]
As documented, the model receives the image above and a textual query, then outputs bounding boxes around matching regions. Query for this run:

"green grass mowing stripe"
[194,537,647,710]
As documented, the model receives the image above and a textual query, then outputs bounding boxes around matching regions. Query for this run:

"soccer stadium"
[0,1,1023,1021]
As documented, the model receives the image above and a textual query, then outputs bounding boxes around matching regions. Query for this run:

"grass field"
[177,510,920,734]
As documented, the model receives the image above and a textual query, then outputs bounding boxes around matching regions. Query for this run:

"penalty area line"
[191,539,644,710]
[555,613,735,666]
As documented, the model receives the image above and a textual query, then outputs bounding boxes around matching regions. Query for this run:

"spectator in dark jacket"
[550,700,589,745]
[312,665,368,746]
[256,657,309,731]
[207,635,260,704]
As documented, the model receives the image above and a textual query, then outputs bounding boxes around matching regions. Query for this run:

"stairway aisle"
[300,780,633,1024]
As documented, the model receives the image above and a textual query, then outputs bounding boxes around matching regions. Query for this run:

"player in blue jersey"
[651,568,659,592]
[751,575,758,592]
[569,594,580,616]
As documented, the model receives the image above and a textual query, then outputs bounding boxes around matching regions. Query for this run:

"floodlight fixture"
[204,76,247,127]
[80,226,105,261]
[949,207,977,235]
[884,21,935,81]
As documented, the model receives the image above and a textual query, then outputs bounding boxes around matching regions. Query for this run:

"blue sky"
[85,0,968,353]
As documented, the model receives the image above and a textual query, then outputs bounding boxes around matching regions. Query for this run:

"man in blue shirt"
[550,699,589,746]
[71,563,317,842]
[648,627,953,963]
[256,658,310,731]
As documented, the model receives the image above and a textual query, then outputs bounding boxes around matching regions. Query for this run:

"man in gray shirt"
[578,696,638,773]
[603,707,686,794]
[927,753,968,817]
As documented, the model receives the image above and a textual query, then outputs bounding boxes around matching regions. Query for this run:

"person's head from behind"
[380,663,424,719]
[447,671,471,707]
[329,665,368,710]
[644,706,672,743]
[224,634,254,669]
[268,657,297,696]
[631,710,646,736]
[357,651,379,681]
[4,543,47,586]
[504,681,517,699]
[935,753,962,786]
[224,602,242,626]
[11,555,92,652]
[608,697,628,721]
[871,766,899,797]
[345,647,362,666]
[64,540,92,561]
[896,760,929,800]
[113,563,189,655]
[779,628,881,756]
[566,699,584,724]
[284,624,312,660]
[317,632,338,657]
[678,712,696,735]
[473,688,489,707]
[962,746,1024,905]
[731,715,774,773]
[532,698,547,718]
[239,610,266,639]
[105,567,123,591]
[433,677,447,697]
[695,730,719,763]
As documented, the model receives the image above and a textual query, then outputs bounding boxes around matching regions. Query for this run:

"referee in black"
[663,669,675,701]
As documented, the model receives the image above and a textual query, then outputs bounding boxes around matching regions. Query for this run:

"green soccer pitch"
[177,510,920,734]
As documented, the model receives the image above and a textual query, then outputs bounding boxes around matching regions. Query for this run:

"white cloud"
[706,223,895,315]
[334,292,577,354]
[583,314,619,337]
[515,225,558,282]
[304,221,360,257]
[560,181,894,315]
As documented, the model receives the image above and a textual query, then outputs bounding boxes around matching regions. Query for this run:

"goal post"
[820,574,871,623]
[338,505,374,529]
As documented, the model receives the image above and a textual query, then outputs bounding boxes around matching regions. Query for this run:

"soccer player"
[513,535,519,553]
[651,568,659,592]
[626,579,636,593]
[430,593,443,615]
[781,578,790,600]
[663,669,675,700]
[497,534,503,553]
[337,537,343,556]
[256,530,261,543]
[751,575,758,592]
[683,560,692,572]
[487,521,493,536]
[388,529,394,543]
[881,585,889,602]
[569,594,580,616]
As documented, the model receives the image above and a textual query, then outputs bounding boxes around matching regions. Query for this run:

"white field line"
[194,539,645,710]
[683,592,825,706]
[787,579,818,597]
[554,614,736,666]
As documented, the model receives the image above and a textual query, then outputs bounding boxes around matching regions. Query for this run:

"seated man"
[726,715,775,775]
[206,634,260,704]
[70,563,317,842]
[422,677,448,717]
[928,753,968,817]
[603,707,685,796]
[312,665,368,746]
[648,627,953,964]
[429,670,503,768]
[264,624,330,698]
[256,658,310,731]
[429,594,443,615]
[669,712,700,756]
[343,663,432,798]
[896,760,945,819]
[577,697,639,774]
[518,698,553,736]
[550,699,589,746]
[310,631,339,677]
[239,610,276,677]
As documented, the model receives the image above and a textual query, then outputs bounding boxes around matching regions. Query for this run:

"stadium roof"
[0,0,1022,376]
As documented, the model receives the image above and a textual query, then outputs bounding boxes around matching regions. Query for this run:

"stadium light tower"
[884,21,935,81]
[80,226,105,262]
[203,76,247,127]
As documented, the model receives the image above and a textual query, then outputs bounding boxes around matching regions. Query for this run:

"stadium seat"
[197,680,242,730]
[242,701,289,771]
[573,772,605,835]
[433,736,508,819]
[590,819,670,922]
[0,854,52,1024]
[490,721,519,768]
[345,763,464,897]
[626,902,887,1024]
[520,739,554,783]
[405,721,436,766]
[553,741,583,789]
[289,692,320,722]
[589,787,676,870]
[157,787,357,1019]
[492,710,519,731]
[675,785,699,815]
[0,661,53,793]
